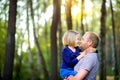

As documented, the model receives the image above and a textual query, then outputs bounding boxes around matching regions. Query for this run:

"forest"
[0,0,120,80]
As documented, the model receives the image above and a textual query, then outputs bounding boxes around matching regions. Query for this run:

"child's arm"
[76,47,96,60]
[76,51,86,60]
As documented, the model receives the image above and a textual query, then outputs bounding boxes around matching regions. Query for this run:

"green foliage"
[0,21,7,55]
[0,21,7,77]
[106,65,114,76]
[38,24,51,72]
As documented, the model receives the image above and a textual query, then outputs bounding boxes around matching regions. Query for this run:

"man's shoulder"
[85,53,97,57]
[74,53,98,71]
[84,53,98,61]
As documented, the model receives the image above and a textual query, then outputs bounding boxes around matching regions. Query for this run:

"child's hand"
[77,51,86,60]
[80,51,86,57]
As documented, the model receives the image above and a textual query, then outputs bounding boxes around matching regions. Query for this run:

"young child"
[60,30,95,79]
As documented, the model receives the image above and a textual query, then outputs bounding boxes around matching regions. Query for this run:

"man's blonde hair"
[62,30,79,47]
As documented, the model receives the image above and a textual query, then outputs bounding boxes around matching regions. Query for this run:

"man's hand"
[63,75,76,80]
[64,77,69,80]
[67,75,77,80]
[66,69,88,80]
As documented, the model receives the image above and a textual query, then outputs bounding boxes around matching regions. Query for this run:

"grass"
[97,76,114,80]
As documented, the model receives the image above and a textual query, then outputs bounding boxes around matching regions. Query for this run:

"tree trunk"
[29,0,49,79]
[115,27,120,80]
[3,0,17,80]
[43,0,50,60]
[66,0,72,30]
[50,0,61,79]
[14,35,22,80]
[110,0,119,79]
[57,2,62,79]
[99,0,106,80]
[26,1,35,79]
[80,0,85,35]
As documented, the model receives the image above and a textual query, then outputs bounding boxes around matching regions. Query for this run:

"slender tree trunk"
[115,1,120,79]
[3,0,17,80]
[116,18,120,80]
[36,0,42,76]
[51,2,62,79]
[26,1,35,79]
[14,54,22,80]
[66,0,72,30]
[50,0,61,79]
[58,24,62,80]
[0,64,1,79]
[99,0,106,80]
[116,29,120,79]
[29,0,49,79]
[110,0,119,80]
[14,32,23,80]
[36,12,41,79]
[57,0,62,78]
[80,0,85,35]
[43,0,50,59]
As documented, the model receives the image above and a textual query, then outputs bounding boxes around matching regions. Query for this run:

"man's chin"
[80,47,84,51]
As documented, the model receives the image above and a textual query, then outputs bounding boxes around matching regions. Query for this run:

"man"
[65,32,99,80]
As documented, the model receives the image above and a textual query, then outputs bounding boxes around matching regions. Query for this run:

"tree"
[115,1,120,79]
[110,0,119,79]
[57,0,62,79]
[66,0,72,30]
[3,0,17,80]
[26,1,35,79]
[50,0,61,79]
[80,0,85,35]
[14,30,23,80]
[99,0,107,80]
[29,0,49,79]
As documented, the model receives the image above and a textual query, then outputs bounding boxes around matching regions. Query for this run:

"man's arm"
[68,69,89,80]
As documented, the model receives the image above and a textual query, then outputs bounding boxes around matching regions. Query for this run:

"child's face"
[75,34,80,47]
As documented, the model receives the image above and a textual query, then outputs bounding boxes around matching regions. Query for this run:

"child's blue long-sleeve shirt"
[60,46,81,69]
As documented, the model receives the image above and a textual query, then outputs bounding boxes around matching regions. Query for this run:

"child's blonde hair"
[62,30,79,47]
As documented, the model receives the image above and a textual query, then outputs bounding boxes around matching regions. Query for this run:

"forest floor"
[97,76,114,80]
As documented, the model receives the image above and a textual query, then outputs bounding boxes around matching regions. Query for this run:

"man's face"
[80,33,89,51]
[75,34,80,47]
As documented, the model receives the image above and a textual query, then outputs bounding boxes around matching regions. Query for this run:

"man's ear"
[88,40,93,46]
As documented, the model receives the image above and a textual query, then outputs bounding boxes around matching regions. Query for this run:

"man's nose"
[78,40,81,44]
[80,40,83,43]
